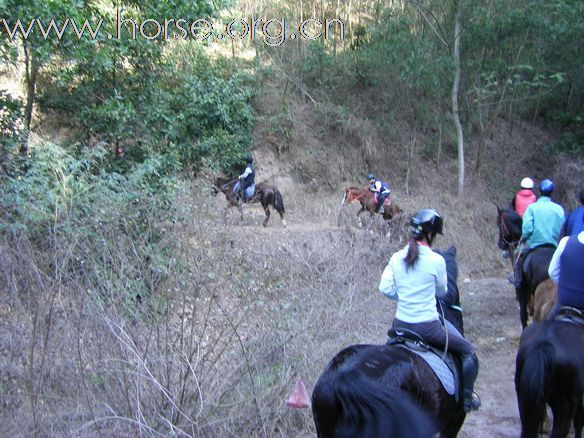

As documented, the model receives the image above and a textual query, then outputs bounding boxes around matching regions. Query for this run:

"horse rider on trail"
[511,177,537,218]
[379,209,481,412]
[367,173,391,214]
[233,153,256,202]
[511,178,565,288]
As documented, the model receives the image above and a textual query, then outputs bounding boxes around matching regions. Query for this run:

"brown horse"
[213,177,286,227]
[342,186,402,226]
[533,278,557,322]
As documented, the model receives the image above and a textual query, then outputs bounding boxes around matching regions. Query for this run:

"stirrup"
[464,391,481,412]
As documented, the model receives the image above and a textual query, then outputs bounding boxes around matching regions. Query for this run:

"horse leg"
[357,208,365,228]
[278,209,286,227]
[517,287,529,329]
[263,205,270,227]
[238,202,244,221]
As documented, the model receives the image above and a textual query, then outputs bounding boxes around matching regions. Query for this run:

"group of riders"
[507,177,584,319]
[378,176,584,414]
[235,154,584,415]
[233,155,393,215]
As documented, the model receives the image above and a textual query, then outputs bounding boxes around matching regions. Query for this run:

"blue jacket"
[561,205,584,238]
[521,197,565,249]
[557,235,584,308]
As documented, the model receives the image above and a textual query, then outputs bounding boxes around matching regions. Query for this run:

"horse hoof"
[282,219,287,228]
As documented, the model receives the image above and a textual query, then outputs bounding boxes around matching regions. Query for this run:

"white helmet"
[520,177,534,189]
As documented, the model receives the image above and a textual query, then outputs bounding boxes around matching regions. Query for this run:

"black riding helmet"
[410,208,443,243]
[367,173,375,181]
[246,153,254,164]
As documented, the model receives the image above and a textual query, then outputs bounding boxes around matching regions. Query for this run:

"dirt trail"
[458,276,522,437]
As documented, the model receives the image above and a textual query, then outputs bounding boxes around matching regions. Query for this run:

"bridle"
[343,188,368,205]
[499,211,514,246]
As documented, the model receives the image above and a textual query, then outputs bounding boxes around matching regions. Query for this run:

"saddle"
[522,243,556,272]
[373,193,392,207]
[387,328,460,398]
[554,306,584,327]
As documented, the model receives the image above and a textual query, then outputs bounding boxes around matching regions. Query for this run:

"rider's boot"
[462,352,481,412]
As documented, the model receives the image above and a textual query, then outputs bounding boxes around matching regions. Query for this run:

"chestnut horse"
[533,278,557,322]
[213,177,286,227]
[342,187,402,225]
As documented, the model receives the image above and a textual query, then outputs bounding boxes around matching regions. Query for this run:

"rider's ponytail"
[404,238,419,270]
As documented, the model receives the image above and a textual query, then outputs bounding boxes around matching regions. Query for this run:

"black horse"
[497,206,522,262]
[312,246,468,438]
[515,315,584,437]
[496,206,553,328]
[516,246,555,329]
[213,177,286,227]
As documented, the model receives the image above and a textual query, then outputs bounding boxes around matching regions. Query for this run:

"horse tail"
[274,188,285,214]
[516,337,554,434]
[313,368,435,438]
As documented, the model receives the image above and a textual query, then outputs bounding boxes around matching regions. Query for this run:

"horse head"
[343,187,364,205]
[496,206,522,250]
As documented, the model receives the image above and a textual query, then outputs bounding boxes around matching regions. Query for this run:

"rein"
[499,212,513,245]
[219,178,238,190]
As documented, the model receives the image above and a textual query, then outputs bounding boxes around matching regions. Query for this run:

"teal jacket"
[521,196,565,248]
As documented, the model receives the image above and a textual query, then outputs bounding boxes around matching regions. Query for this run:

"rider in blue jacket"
[560,187,584,238]
[367,173,391,213]
[233,154,256,201]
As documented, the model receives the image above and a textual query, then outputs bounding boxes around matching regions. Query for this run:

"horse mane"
[313,367,436,437]
[434,246,463,334]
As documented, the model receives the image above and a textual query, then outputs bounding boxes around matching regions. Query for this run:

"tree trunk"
[22,41,39,155]
[451,0,464,196]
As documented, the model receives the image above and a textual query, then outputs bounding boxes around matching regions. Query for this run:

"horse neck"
[347,187,370,202]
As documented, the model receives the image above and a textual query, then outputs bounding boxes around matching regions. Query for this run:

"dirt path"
[458,276,523,437]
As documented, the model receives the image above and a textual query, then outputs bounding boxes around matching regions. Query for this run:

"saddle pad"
[396,345,455,395]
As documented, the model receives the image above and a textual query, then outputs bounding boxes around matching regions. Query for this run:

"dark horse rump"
[515,319,584,438]
[311,246,467,438]
[312,345,438,438]
[213,177,286,227]
[516,245,555,329]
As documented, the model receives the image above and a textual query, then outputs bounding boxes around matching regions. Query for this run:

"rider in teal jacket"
[512,179,565,288]
[521,196,565,248]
